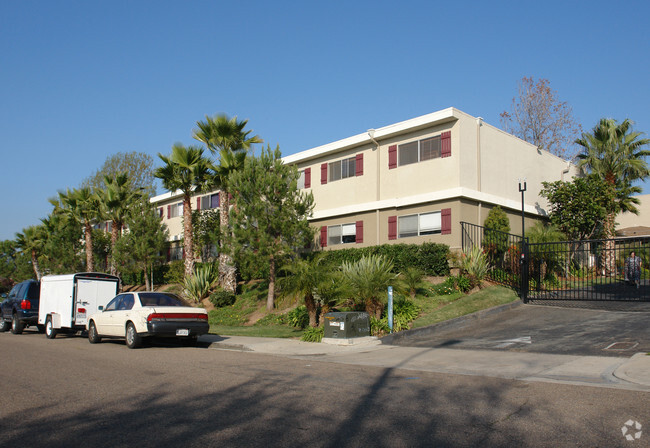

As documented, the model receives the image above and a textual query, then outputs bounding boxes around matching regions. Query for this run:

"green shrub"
[392,296,421,322]
[163,260,184,284]
[319,243,450,276]
[301,326,324,342]
[287,305,310,329]
[254,313,286,326]
[183,263,218,303]
[370,316,390,336]
[209,289,237,308]
[431,280,456,295]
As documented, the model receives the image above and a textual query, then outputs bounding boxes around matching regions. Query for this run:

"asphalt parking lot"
[388,302,650,357]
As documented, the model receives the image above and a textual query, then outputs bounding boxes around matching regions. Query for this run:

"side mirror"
[98,305,104,311]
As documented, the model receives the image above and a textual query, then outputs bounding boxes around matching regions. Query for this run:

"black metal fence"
[460,222,649,303]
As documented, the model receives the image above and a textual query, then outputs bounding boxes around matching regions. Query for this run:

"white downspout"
[368,129,381,245]
[476,117,483,224]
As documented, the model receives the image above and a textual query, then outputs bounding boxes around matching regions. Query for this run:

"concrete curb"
[613,352,650,387]
[380,300,522,345]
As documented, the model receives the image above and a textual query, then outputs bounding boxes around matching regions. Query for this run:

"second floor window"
[329,157,356,182]
[399,136,441,167]
[169,203,183,218]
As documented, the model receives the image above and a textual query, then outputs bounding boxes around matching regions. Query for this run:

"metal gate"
[461,222,649,303]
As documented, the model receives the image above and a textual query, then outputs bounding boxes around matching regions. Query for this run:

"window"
[104,296,121,312]
[200,193,219,210]
[329,157,356,182]
[398,212,441,238]
[398,136,441,166]
[328,223,357,245]
[168,202,183,218]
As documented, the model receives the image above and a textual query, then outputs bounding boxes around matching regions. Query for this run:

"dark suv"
[0,280,42,334]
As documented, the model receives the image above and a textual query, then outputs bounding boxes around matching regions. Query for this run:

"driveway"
[386,302,650,357]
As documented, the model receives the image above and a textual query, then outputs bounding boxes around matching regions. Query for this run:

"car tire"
[0,318,10,332]
[125,322,141,349]
[45,316,57,339]
[11,314,24,334]
[88,321,101,344]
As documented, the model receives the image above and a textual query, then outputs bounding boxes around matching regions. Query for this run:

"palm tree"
[99,172,142,275]
[341,255,397,319]
[279,256,331,328]
[15,225,46,280]
[576,118,650,274]
[193,114,262,293]
[57,187,102,272]
[154,144,210,279]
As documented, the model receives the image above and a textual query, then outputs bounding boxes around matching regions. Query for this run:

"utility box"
[323,312,370,339]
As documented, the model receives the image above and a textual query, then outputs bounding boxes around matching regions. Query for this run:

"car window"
[138,292,185,307]
[104,296,121,311]
[15,283,26,299]
[7,285,19,299]
[26,282,40,300]
[118,294,134,310]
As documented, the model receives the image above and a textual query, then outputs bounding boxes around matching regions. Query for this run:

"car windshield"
[138,292,186,307]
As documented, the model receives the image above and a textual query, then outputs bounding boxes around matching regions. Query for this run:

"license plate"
[77,313,86,319]
[176,329,189,336]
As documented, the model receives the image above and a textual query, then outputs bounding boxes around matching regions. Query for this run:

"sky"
[1,0,649,241]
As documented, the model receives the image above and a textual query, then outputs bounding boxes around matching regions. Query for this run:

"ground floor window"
[328,223,357,245]
[398,211,441,238]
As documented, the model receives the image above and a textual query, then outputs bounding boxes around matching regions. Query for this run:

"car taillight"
[78,308,86,314]
[147,313,208,322]
[20,299,31,310]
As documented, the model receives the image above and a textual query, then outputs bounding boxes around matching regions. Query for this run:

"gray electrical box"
[323,312,370,339]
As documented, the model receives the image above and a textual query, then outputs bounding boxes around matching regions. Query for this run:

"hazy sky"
[1,0,649,240]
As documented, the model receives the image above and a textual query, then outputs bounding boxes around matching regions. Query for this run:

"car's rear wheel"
[45,316,57,339]
[88,321,101,344]
[10,314,24,334]
[0,318,10,332]
[125,322,141,349]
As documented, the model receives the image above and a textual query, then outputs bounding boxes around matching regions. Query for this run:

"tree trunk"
[183,195,194,280]
[266,255,275,311]
[601,212,616,276]
[304,293,318,328]
[218,192,237,293]
[84,221,94,272]
[31,249,42,280]
[144,268,150,291]
[110,220,120,276]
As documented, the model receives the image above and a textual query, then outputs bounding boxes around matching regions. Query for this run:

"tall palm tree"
[154,144,210,279]
[576,118,650,274]
[15,225,46,280]
[57,187,102,272]
[99,172,142,276]
[193,114,262,293]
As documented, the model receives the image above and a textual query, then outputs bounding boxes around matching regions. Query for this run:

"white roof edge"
[282,107,462,165]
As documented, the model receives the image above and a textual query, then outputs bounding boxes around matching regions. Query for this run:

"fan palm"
[193,114,262,293]
[154,144,210,279]
[57,187,102,272]
[576,118,650,274]
[279,255,332,328]
[15,225,46,280]
[99,172,142,275]
[341,255,397,319]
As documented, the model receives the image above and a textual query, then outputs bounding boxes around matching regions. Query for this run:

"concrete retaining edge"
[380,299,523,345]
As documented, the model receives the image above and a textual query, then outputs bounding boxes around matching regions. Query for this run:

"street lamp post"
[519,179,528,303]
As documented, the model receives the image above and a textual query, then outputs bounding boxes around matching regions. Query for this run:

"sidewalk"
[201,334,650,391]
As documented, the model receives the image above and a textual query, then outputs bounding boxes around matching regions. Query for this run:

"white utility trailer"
[38,273,120,339]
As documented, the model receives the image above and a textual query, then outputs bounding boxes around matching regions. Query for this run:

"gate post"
[520,238,529,303]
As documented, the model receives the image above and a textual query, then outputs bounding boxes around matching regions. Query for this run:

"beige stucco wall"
[616,194,650,229]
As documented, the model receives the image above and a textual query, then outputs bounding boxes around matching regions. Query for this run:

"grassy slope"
[208,282,520,339]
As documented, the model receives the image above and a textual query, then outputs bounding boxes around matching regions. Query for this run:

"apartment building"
[151,107,580,256]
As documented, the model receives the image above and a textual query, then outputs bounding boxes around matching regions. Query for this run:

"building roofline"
[282,107,463,165]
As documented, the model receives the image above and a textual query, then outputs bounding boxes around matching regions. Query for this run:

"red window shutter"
[388,145,397,169]
[321,163,328,184]
[441,131,451,158]
[355,220,364,243]
[355,154,364,176]
[320,226,328,248]
[167,205,171,218]
[388,216,397,240]
[441,208,452,234]
[196,197,201,210]
[304,168,311,188]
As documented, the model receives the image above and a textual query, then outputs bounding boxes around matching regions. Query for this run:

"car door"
[94,295,122,336]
